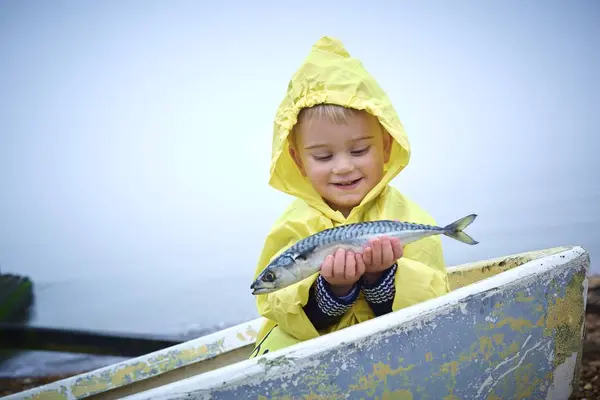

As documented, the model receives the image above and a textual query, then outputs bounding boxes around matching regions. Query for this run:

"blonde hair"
[290,104,382,149]
[297,103,360,126]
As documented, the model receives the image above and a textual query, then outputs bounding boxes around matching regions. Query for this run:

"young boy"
[249,36,450,358]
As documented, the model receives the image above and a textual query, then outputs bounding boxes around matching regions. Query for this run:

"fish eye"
[262,271,276,282]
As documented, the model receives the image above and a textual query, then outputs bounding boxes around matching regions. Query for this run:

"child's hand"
[362,236,403,284]
[321,248,366,297]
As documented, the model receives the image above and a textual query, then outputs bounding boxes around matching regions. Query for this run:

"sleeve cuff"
[361,263,397,304]
[315,275,359,317]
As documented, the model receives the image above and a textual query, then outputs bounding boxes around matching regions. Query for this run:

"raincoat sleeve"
[253,212,323,341]
[392,234,450,311]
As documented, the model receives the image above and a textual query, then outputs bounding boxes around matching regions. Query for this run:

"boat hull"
[7,246,590,400]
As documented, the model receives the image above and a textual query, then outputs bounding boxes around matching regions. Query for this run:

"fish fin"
[443,214,479,245]
[294,245,317,261]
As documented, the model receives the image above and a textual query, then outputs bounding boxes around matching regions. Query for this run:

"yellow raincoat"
[249,36,450,357]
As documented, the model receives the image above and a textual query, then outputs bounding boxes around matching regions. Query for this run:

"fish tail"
[442,214,478,245]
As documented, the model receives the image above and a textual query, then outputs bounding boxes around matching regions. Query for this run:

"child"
[249,36,450,358]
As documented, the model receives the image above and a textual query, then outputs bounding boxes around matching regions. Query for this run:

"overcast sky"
[1,1,599,333]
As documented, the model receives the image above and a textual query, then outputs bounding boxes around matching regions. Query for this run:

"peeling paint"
[6,318,263,400]
[544,271,586,366]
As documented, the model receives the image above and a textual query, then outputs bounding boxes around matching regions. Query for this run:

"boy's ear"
[288,143,307,176]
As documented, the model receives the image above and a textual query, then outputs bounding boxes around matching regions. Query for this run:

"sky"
[0,0,599,337]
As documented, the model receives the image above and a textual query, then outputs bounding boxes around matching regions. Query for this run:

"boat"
[6,245,590,399]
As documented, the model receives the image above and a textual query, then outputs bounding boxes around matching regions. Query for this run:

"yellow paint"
[381,389,413,400]
[492,333,504,345]
[498,341,520,359]
[443,395,459,400]
[236,332,246,341]
[516,292,534,302]
[70,341,222,397]
[29,391,67,400]
[514,363,544,399]
[425,352,433,362]
[544,272,586,366]
[535,315,545,327]
[349,361,415,394]
[447,248,567,291]
[72,374,119,398]
[496,317,534,332]
[246,327,258,339]
[478,336,495,360]
[439,361,459,377]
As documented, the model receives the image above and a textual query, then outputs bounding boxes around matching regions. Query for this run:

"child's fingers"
[345,251,356,280]
[321,255,334,279]
[370,237,383,266]
[333,248,346,279]
[363,246,372,265]
[391,237,404,259]
[381,237,394,265]
[355,253,366,277]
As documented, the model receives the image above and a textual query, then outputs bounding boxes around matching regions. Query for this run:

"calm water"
[1,0,598,378]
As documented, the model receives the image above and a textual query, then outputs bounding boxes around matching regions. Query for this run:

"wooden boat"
[7,245,590,399]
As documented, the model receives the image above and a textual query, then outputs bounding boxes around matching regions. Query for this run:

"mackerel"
[250,214,478,295]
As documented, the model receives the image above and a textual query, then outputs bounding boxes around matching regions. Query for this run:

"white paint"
[521,334,532,349]
[486,340,546,397]
[119,246,588,400]
[545,351,579,400]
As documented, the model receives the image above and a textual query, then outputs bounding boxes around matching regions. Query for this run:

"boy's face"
[289,111,392,217]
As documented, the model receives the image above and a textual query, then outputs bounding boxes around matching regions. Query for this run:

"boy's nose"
[332,156,355,174]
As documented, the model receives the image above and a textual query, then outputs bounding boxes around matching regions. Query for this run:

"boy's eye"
[313,154,332,161]
[351,146,370,156]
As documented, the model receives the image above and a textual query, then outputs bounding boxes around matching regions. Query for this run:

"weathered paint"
[447,246,571,291]
[7,246,589,400]
[114,246,588,400]
[5,321,262,400]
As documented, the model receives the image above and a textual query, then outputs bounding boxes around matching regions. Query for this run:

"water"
[1,0,598,378]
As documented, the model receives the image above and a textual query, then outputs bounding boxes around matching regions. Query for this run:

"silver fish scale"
[286,220,442,256]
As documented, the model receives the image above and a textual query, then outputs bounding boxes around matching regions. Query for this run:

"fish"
[250,213,478,295]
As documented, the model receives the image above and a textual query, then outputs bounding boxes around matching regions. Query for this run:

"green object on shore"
[0,272,33,323]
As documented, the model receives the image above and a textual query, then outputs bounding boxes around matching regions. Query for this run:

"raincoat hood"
[269,36,411,222]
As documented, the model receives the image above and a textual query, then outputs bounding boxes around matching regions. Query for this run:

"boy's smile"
[289,108,392,217]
